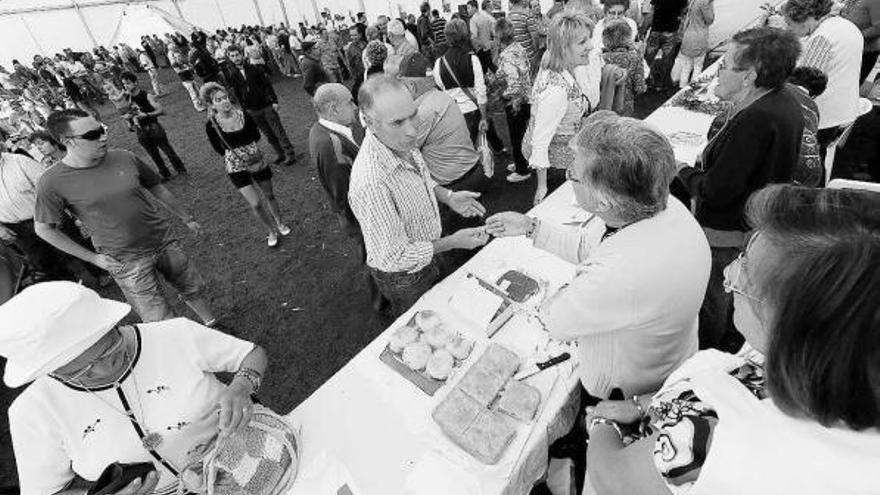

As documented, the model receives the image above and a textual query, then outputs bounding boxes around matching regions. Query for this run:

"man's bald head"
[358,74,409,115]
[313,83,353,118]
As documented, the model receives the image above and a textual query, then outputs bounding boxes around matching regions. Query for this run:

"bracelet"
[524,217,539,239]
[588,416,624,441]
[235,367,262,393]
[632,395,646,418]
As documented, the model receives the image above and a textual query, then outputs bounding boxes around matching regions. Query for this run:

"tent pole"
[212,0,228,26]
[71,0,99,48]
[251,0,265,26]
[277,0,291,27]
[310,0,320,25]
[19,15,47,56]
[171,0,185,19]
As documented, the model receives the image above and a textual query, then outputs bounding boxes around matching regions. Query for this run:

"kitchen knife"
[514,352,571,380]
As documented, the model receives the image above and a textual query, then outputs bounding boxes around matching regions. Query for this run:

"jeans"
[108,241,206,322]
[475,49,497,73]
[180,79,204,110]
[504,103,531,175]
[147,68,162,95]
[370,260,440,318]
[247,106,295,160]
[698,246,740,351]
[136,123,186,177]
[645,31,680,90]
[671,54,706,88]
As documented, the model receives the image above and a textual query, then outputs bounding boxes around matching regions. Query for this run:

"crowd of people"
[1,0,880,494]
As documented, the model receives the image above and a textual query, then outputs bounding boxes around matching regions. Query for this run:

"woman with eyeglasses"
[675,27,805,351]
[580,184,880,495]
[0,281,269,495]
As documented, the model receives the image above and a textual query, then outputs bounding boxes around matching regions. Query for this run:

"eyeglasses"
[56,329,127,385]
[718,57,749,73]
[723,233,764,304]
[67,124,107,141]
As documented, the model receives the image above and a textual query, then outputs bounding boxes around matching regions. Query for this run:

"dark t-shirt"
[35,149,172,260]
[651,0,689,33]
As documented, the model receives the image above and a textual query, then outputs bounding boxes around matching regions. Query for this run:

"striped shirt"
[508,9,540,58]
[0,152,44,224]
[348,132,441,273]
[432,17,448,44]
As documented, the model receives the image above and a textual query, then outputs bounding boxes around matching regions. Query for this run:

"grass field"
[0,67,671,486]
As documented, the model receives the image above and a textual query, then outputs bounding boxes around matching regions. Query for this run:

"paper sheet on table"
[288,450,362,495]
[448,277,504,332]
[405,451,483,495]
[645,106,716,166]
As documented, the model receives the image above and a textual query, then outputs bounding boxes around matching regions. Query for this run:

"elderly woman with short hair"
[487,112,711,400]
[676,27,804,350]
[1,281,270,495]
[581,184,880,495]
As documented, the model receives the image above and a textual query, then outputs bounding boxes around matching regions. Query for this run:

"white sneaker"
[507,163,516,172]
[278,224,291,236]
[267,233,279,247]
[506,172,532,183]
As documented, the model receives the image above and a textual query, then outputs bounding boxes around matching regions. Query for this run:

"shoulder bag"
[210,112,267,175]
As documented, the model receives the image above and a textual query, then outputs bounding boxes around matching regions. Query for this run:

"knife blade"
[514,352,571,380]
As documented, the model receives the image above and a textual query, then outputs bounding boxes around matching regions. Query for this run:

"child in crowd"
[601,19,646,117]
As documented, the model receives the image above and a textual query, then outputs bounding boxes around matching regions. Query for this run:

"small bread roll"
[402,342,432,371]
[389,325,419,353]
[415,310,442,332]
[446,335,475,361]
[422,327,452,349]
[426,349,455,380]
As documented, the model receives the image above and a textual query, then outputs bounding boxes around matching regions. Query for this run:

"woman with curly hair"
[782,0,863,158]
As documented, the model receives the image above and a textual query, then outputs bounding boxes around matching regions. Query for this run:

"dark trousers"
[698,246,743,352]
[503,103,531,175]
[247,106,295,160]
[861,50,879,83]
[370,260,441,318]
[462,109,504,152]
[5,218,102,282]
[136,124,186,178]
[645,30,680,90]
[475,49,497,73]
[348,221,388,312]
[817,125,846,177]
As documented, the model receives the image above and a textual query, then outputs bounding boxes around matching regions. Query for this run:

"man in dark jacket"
[224,44,297,166]
[300,40,332,96]
[308,83,387,313]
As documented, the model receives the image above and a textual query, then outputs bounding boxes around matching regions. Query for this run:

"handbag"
[210,113,267,175]
[176,404,301,495]
[476,130,494,178]
[88,462,156,495]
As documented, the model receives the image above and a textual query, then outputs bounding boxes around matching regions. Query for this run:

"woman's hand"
[585,399,643,427]
[216,380,254,438]
[485,212,531,237]
[110,470,159,495]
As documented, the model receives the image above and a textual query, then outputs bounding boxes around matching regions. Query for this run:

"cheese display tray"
[432,343,542,464]
[380,310,475,396]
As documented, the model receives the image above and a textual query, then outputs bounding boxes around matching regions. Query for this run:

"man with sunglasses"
[33,109,217,326]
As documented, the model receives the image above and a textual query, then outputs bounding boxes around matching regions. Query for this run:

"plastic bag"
[477,131,494,178]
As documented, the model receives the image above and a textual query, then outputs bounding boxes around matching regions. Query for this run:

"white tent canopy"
[0,0,776,68]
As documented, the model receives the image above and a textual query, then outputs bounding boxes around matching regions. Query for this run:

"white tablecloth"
[286,74,722,495]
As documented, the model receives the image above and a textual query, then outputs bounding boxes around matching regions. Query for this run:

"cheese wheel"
[389,325,419,353]
[415,310,442,332]
[446,335,475,361]
[422,326,452,349]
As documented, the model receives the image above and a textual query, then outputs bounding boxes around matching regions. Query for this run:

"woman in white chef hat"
[0,281,268,495]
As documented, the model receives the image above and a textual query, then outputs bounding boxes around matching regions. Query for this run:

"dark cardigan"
[678,86,804,232]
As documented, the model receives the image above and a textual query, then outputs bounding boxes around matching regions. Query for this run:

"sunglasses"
[56,329,127,385]
[67,124,107,141]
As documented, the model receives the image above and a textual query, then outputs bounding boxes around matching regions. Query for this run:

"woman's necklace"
[82,329,164,451]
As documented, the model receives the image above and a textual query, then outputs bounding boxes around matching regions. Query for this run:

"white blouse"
[9,319,255,495]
